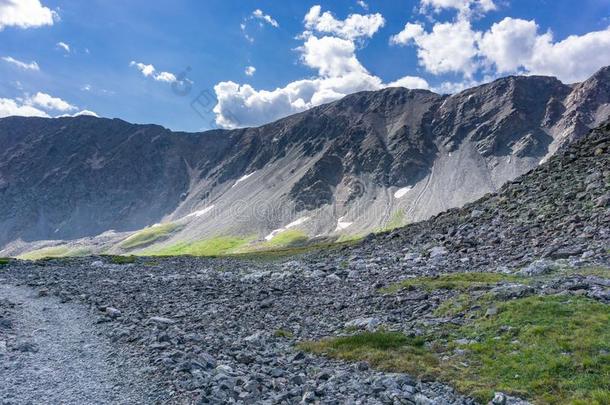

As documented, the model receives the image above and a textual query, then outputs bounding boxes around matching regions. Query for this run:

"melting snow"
[394,187,412,199]
[335,216,353,231]
[264,216,310,241]
[232,172,255,188]
[185,205,215,218]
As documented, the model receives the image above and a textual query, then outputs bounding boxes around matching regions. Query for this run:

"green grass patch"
[145,236,255,257]
[119,223,182,250]
[263,229,309,248]
[0,258,9,266]
[299,332,438,379]
[380,272,522,294]
[107,255,137,264]
[565,266,610,278]
[274,329,294,338]
[385,209,406,231]
[336,233,364,243]
[301,296,610,404]
[18,246,90,260]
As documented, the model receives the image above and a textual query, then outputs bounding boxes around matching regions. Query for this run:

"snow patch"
[264,216,310,241]
[185,205,215,218]
[394,187,412,199]
[232,172,255,188]
[335,216,353,231]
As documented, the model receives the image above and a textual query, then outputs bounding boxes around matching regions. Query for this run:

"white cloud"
[387,75,431,89]
[58,109,99,118]
[56,41,70,52]
[245,66,256,76]
[154,71,177,82]
[356,1,369,10]
[299,35,369,77]
[129,61,177,82]
[419,0,496,19]
[0,92,94,119]
[212,5,429,129]
[303,5,385,41]
[391,20,480,77]
[26,92,76,112]
[1,56,39,70]
[214,34,428,128]
[0,0,57,30]
[0,97,49,118]
[517,25,610,83]
[252,9,279,28]
[392,14,610,83]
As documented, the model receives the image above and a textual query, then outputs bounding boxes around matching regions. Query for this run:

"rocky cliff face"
[1,67,609,255]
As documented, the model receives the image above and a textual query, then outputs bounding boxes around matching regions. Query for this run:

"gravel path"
[0,283,157,405]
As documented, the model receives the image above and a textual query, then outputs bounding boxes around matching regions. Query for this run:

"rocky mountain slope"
[0,116,608,404]
[1,67,609,256]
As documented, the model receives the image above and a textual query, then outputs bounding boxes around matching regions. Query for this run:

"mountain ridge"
[1,67,609,255]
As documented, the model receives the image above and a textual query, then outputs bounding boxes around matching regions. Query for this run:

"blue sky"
[1,0,609,132]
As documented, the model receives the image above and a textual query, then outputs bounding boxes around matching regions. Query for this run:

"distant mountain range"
[1,66,609,257]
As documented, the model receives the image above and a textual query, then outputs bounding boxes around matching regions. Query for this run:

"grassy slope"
[301,295,610,404]
[119,223,182,250]
[18,246,91,260]
[302,266,610,404]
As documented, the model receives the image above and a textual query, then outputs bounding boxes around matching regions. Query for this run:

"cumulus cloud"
[392,15,610,83]
[129,61,177,83]
[252,9,279,28]
[0,91,95,119]
[1,56,39,70]
[0,0,57,30]
[419,0,496,19]
[303,5,385,41]
[245,66,256,76]
[299,35,369,77]
[387,76,431,89]
[56,41,70,52]
[391,20,480,77]
[0,97,48,118]
[213,6,430,129]
[501,22,610,83]
[26,92,77,112]
[58,109,99,118]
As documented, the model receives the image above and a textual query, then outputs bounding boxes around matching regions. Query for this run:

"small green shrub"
[274,329,294,338]
[108,255,137,264]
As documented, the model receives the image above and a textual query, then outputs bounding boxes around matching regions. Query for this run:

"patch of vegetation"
[301,296,610,404]
[564,266,610,278]
[146,236,255,257]
[380,272,522,294]
[230,238,361,262]
[107,255,137,264]
[274,329,294,338]
[385,209,406,231]
[119,223,182,250]
[18,246,90,260]
[263,230,309,248]
[299,332,437,378]
[0,258,10,266]
[336,233,364,243]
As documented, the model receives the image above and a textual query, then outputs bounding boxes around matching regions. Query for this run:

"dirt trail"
[0,283,155,405]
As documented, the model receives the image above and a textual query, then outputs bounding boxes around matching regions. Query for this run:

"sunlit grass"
[18,246,91,260]
[380,272,523,294]
[301,296,610,404]
[119,223,182,250]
